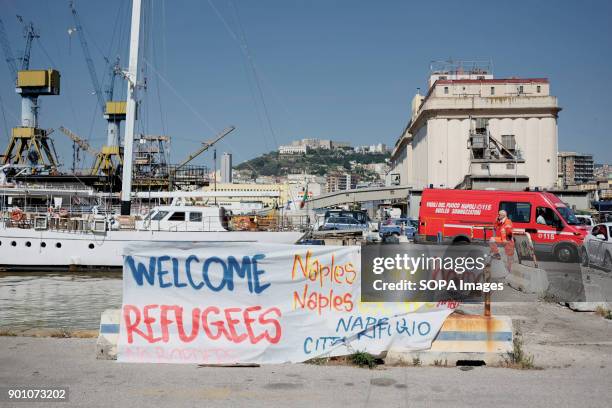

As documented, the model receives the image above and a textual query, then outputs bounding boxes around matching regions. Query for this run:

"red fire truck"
[417,188,586,262]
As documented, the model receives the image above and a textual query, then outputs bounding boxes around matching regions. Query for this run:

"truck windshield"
[557,207,579,225]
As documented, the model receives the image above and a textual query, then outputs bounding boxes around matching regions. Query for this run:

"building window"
[518,85,524,94]
[536,85,541,93]
[490,87,495,95]
[444,86,448,94]
[502,135,516,151]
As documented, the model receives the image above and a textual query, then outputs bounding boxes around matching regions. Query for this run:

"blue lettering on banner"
[303,336,346,354]
[124,254,270,294]
[335,316,431,339]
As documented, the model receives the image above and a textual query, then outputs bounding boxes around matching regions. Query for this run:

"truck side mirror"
[596,234,607,241]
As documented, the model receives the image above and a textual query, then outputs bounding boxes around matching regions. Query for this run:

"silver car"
[580,222,612,271]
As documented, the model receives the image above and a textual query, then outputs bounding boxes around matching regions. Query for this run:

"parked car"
[379,218,418,240]
[580,222,612,271]
[317,209,376,232]
[575,215,594,227]
[319,216,369,231]
[417,188,586,262]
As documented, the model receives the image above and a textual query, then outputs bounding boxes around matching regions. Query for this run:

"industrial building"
[390,61,560,190]
[558,151,594,186]
[199,182,287,208]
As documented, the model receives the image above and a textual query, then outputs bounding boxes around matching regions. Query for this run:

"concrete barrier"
[504,263,549,295]
[566,281,609,311]
[567,266,610,311]
[385,314,513,366]
[96,310,513,365]
[96,309,120,360]
[545,266,610,312]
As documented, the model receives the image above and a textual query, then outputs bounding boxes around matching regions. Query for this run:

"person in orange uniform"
[489,209,515,270]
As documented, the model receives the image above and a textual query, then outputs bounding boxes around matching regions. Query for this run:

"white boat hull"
[0,228,304,269]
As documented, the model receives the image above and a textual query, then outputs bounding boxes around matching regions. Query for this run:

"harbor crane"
[0,15,60,171]
[175,126,236,170]
[0,18,18,83]
[166,126,235,189]
[58,125,123,176]
[59,126,97,156]
[69,0,124,175]
[15,15,39,72]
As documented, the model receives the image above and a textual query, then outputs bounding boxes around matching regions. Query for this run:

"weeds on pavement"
[349,351,379,368]
[503,331,536,369]
[594,306,612,320]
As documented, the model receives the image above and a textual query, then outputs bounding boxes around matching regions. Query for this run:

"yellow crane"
[59,126,122,176]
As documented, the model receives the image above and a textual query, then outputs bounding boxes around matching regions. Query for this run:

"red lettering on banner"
[202,306,231,340]
[224,307,248,343]
[123,304,282,345]
[259,307,282,344]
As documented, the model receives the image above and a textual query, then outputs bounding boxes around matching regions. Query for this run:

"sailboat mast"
[120,0,142,215]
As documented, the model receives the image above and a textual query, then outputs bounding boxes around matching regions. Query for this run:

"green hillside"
[235,148,389,177]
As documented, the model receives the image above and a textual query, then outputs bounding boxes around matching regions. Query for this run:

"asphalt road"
[1,335,611,408]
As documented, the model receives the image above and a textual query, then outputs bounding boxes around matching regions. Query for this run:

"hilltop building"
[279,145,309,155]
[390,61,560,190]
[278,138,353,154]
[594,164,612,179]
[294,139,332,149]
[355,143,388,154]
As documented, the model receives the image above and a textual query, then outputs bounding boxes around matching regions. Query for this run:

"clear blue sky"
[1,0,611,171]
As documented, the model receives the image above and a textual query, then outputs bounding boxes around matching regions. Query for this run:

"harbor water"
[0,272,122,331]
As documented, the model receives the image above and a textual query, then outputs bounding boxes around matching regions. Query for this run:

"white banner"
[117,242,454,364]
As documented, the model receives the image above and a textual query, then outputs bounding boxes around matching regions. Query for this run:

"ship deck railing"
[0,211,312,233]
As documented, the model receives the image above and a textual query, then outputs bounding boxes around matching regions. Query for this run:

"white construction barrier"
[505,262,550,295]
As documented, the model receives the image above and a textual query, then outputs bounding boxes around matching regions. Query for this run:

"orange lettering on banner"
[290,250,356,315]
[291,250,356,287]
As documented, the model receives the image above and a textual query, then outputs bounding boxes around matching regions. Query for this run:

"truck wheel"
[604,252,612,272]
[580,247,589,266]
[554,244,577,263]
[452,236,470,245]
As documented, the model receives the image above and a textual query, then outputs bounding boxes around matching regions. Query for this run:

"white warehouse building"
[390,67,560,190]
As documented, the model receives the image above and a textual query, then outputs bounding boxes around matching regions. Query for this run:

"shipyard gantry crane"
[58,125,124,176]
[69,0,125,176]
[0,16,61,172]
